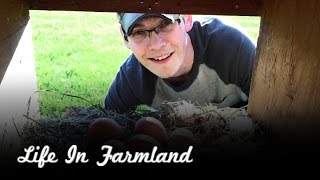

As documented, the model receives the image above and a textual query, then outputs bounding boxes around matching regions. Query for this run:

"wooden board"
[28,0,262,16]
[0,0,35,162]
[248,0,320,144]
[0,0,29,84]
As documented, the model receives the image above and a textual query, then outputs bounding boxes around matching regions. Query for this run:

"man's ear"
[119,26,130,49]
[182,15,193,32]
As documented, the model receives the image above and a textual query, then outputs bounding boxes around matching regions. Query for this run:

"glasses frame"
[124,18,181,42]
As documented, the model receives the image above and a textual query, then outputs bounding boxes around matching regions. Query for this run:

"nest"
[20,100,267,158]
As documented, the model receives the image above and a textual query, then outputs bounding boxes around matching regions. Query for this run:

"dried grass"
[20,99,267,158]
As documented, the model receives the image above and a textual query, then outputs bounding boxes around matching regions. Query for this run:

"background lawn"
[29,11,261,118]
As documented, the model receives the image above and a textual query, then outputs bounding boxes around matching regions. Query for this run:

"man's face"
[124,15,194,79]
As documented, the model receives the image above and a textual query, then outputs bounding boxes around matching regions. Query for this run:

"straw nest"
[20,100,267,157]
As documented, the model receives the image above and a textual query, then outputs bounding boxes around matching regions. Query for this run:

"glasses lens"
[128,19,179,44]
[130,31,148,42]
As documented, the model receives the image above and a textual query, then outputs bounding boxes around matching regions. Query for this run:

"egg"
[87,117,125,147]
[127,134,161,152]
[134,116,168,146]
[167,128,195,152]
[103,139,127,153]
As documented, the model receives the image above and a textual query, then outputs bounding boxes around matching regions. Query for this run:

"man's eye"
[158,21,173,30]
[132,31,146,37]
[163,20,173,26]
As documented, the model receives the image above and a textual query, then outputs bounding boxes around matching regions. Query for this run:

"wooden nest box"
[1,0,320,155]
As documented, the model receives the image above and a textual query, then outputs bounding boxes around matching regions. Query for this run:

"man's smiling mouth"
[149,52,174,63]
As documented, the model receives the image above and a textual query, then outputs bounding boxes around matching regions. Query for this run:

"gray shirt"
[105,17,256,112]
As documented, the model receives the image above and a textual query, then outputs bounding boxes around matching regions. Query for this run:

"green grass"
[30,11,131,117]
[30,11,260,118]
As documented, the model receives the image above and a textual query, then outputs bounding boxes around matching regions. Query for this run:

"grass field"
[29,11,261,118]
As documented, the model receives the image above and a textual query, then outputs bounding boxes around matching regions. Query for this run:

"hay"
[20,100,266,157]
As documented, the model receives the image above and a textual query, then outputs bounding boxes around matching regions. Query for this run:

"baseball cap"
[117,13,180,36]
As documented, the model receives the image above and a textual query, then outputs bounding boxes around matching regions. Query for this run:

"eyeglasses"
[125,18,181,44]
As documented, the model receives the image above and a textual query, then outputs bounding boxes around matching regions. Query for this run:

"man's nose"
[147,31,166,50]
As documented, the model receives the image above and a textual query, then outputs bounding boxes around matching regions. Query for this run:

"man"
[105,13,256,113]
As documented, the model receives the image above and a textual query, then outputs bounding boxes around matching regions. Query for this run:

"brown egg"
[87,117,124,146]
[134,116,168,146]
[103,139,127,153]
[127,134,162,152]
[167,128,195,152]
